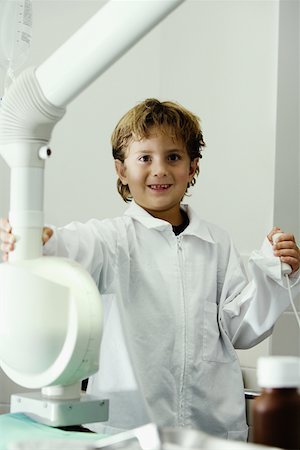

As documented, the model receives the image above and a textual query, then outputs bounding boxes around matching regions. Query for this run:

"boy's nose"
[152,160,168,177]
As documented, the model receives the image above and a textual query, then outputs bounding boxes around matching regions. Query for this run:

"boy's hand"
[0,218,53,262]
[268,227,300,274]
[0,218,15,262]
[42,227,53,245]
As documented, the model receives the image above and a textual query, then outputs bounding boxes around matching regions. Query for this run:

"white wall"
[0,0,298,423]
[269,0,300,379]
[160,0,279,254]
[274,0,299,234]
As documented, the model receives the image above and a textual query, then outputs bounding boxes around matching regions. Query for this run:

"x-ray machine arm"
[0,0,184,427]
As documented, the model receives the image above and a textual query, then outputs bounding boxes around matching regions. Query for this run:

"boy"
[0,98,299,440]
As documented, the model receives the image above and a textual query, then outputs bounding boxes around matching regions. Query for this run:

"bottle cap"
[257,356,300,388]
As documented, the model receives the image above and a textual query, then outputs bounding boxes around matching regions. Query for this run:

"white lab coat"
[44,201,299,441]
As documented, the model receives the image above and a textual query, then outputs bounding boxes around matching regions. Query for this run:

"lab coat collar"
[124,201,216,244]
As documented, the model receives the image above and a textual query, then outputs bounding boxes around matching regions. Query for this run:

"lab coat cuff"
[288,267,300,287]
[254,238,300,288]
[248,237,282,284]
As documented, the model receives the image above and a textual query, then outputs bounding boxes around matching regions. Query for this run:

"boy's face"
[115,127,198,225]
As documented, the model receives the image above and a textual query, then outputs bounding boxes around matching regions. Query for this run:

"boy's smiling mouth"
[148,184,172,191]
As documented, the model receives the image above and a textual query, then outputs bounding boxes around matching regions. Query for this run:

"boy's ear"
[115,160,128,185]
[189,157,199,180]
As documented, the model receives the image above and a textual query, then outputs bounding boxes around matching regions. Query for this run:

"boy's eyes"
[168,153,181,161]
[138,155,151,162]
[138,153,182,162]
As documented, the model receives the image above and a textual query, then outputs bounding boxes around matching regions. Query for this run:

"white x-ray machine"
[0,0,184,427]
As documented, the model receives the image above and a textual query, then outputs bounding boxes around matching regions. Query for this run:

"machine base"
[10,391,109,427]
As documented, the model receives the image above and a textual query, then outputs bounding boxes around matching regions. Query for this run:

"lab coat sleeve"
[219,237,300,349]
[43,219,118,293]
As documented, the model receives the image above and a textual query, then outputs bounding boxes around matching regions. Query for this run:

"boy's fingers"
[2,252,8,262]
[276,233,296,243]
[0,230,14,245]
[274,248,299,258]
[269,230,297,248]
[280,257,299,273]
[274,240,297,251]
[0,242,14,253]
[267,227,282,243]
[0,218,11,233]
[42,227,53,244]
[0,230,7,244]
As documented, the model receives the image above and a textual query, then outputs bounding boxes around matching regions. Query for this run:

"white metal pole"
[9,165,44,261]
[36,0,184,107]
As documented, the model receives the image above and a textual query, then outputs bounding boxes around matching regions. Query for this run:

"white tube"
[36,0,184,107]
[0,68,64,260]
[10,167,44,212]
[9,166,44,261]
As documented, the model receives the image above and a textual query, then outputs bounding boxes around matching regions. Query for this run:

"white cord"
[284,273,300,329]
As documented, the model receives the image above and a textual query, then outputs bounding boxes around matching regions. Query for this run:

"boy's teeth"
[150,184,169,189]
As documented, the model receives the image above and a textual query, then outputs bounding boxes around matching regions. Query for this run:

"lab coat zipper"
[177,235,187,427]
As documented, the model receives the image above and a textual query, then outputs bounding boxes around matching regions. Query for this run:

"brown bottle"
[252,356,300,450]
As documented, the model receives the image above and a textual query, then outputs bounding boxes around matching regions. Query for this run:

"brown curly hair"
[111,98,206,202]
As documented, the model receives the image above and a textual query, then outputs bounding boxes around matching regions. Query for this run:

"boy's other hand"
[0,218,15,262]
[42,227,53,245]
[0,218,53,262]
[268,227,300,274]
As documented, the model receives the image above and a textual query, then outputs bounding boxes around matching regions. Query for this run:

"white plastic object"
[35,0,184,107]
[0,257,103,389]
[272,232,292,275]
[38,145,51,160]
[42,382,81,400]
[93,423,161,450]
[257,356,300,388]
[10,391,109,427]
[0,0,32,91]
